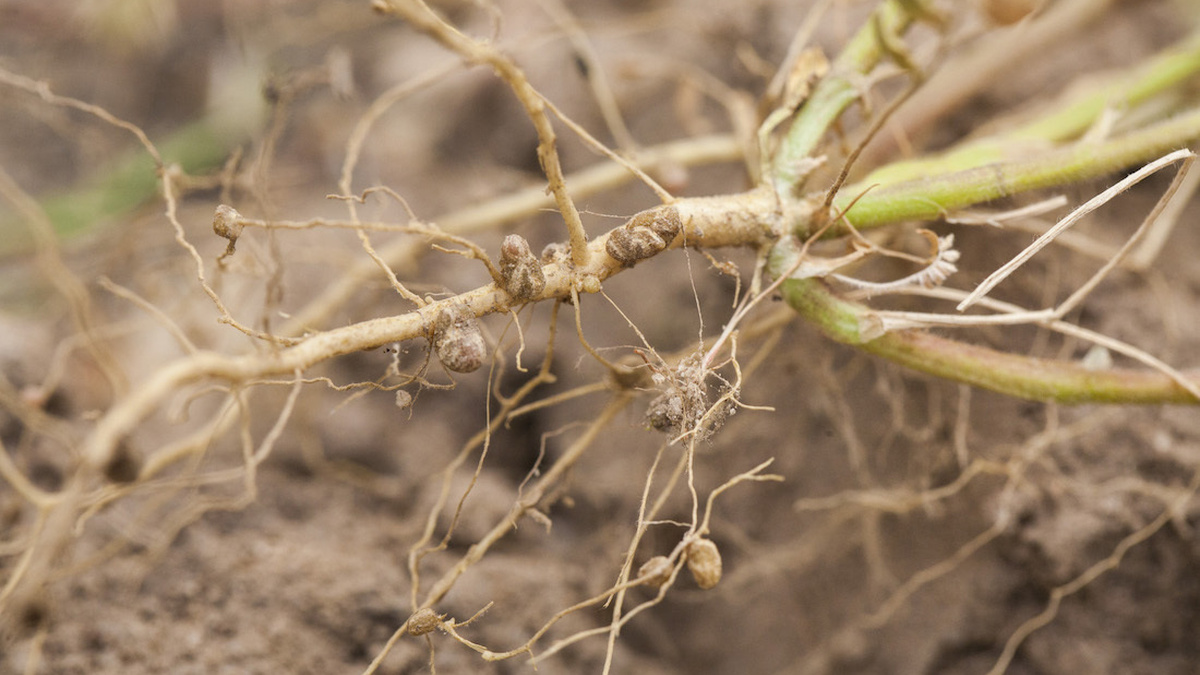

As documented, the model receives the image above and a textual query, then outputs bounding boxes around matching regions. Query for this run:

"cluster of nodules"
[429,234,546,374]
[605,205,683,266]
[638,537,723,590]
[498,234,546,302]
[643,357,731,440]
[425,204,688,374]
[432,303,487,373]
[431,206,684,373]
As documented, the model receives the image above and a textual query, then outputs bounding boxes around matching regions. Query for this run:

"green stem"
[768,238,1200,404]
[770,0,917,195]
[0,120,233,256]
[811,105,1200,236]
[863,32,1200,186]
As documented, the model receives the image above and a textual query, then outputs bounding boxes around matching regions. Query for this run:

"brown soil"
[3,1,1200,674]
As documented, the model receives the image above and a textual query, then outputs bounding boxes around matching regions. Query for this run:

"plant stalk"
[768,238,1200,404]
[863,31,1200,186]
[811,105,1200,236]
[769,0,918,196]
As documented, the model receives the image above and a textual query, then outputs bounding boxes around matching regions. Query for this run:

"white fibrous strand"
[832,234,960,298]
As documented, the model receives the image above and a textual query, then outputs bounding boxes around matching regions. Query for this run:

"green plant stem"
[806,105,1200,236]
[0,120,232,256]
[768,238,1200,404]
[863,31,1200,186]
[49,122,228,233]
[770,0,916,195]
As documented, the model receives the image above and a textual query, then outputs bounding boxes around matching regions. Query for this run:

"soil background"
[3,1,1200,674]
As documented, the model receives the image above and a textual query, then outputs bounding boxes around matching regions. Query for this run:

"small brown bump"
[394,389,413,410]
[405,607,442,636]
[498,234,546,302]
[606,227,666,265]
[16,600,48,636]
[433,303,487,373]
[104,443,142,484]
[606,206,683,266]
[213,205,244,261]
[637,555,673,588]
[638,206,683,245]
[212,204,243,240]
[686,537,722,590]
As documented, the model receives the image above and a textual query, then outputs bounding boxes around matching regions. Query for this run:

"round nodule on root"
[637,555,672,588]
[606,226,667,265]
[605,205,682,266]
[405,607,441,636]
[213,204,244,260]
[498,234,546,302]
[686,537,722,590]
[394,389,413,410]
[212,204,243,240]
[637,205,682,244]
[433,303,487,373]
